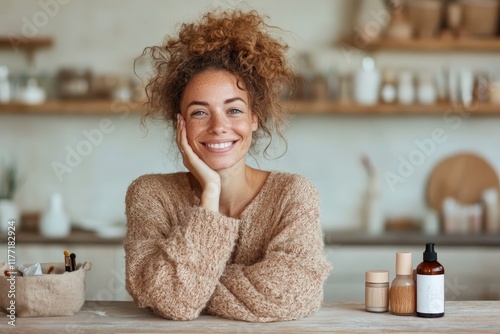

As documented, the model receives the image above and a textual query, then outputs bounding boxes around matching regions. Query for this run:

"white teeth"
[206,142,232,149]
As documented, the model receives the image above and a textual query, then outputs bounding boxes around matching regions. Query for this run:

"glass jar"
[365,270,389,313]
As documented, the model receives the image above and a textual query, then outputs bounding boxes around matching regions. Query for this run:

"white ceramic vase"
[40,193,70,238]
[0,199,20,234]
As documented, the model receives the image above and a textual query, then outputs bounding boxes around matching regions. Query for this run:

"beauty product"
[417,243,445,318]
[64,249,71,272]
[390,252,416,316]
[70,253,76,272]
[365,270,389,313]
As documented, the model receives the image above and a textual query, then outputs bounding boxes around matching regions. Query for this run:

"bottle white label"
[417,274,444,314]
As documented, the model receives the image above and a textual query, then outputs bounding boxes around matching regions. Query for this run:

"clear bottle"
[390,252,416,316]
[0,66,11,103]
[365,270,389,313]
[416,243,445,318]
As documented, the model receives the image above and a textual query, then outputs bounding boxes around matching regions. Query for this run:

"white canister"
[398,70,415,105]
[40,193,71,238]
[459,69,474,106]
[0,66,11,103]
[417,72,437,105]
[0,199,20,234]
[354,57,381,105]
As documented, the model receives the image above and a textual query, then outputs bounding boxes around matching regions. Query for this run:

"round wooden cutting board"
[426,152,500,212]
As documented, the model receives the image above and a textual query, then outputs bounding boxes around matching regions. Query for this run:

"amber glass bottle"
[416,243,445,318]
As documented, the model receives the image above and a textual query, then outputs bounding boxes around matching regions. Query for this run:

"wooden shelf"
[283,100,500,115]
[0,100,142,114]
[344,37,500,52]
[0,100,499,115]
[0,36,53,51]
[324,231,500,247]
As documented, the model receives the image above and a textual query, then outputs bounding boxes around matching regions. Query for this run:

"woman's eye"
[191,110,206,116]
[228,108,242,114]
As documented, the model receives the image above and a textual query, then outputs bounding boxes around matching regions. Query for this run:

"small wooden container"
[365,270,389,313]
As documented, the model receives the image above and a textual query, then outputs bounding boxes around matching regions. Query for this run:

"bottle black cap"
[423,243,437,262]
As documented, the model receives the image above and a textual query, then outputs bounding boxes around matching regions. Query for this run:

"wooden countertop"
[3,301,499,333]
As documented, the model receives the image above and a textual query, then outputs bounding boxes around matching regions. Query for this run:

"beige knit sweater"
[124,171,332,322]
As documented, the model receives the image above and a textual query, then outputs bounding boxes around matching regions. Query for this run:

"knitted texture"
[124,171,332,322]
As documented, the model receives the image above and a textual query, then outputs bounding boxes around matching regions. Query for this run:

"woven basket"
[407,0,444,38]
[0,261,91,317]
[461,0,499,37]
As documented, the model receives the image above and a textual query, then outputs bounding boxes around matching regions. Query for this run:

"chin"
[204,157,244,172]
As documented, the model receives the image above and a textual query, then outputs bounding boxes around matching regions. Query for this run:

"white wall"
[1,0,500,232]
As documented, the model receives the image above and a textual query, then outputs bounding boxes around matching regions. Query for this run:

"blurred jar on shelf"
[397,69,415,105]
[21,77,46,104]
[380,68,397,104]
[417,71,437,105]
[461,0,499,38]
[459,69,474,106]
[112,76,133,102]
[0,66,12,103]
[55,68,92,99]
[295,52,316,100]
[354,57,381,105]
[407,0,443,38]
[490,72,500,105]
[474,71,490,103]
[326,69,341,101]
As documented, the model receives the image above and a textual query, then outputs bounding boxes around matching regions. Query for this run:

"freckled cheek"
[184,122,202,146]
[234,122,254,139]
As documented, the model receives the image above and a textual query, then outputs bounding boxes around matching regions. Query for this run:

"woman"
[124,9,332,322]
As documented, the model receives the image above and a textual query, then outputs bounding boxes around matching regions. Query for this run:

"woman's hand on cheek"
[177,114,221,212]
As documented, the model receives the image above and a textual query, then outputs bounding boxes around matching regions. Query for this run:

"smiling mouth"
[204,141,235,149]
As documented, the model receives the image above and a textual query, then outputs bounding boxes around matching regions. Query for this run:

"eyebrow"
[186,97,247,108]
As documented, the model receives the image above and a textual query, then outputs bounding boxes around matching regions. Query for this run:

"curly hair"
[138,9,294,157]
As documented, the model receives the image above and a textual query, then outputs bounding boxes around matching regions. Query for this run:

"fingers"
[176,114,187,155]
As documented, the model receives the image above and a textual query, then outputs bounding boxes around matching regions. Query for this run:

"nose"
[207,112,228,135]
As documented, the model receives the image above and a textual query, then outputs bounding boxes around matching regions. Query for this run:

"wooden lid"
[426,152,500,212]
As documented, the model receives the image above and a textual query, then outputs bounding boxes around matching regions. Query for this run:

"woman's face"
[180,69,258,171]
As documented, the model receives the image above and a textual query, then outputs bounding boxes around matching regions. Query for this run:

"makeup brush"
[70,253,76,272]
[64,249,71,272]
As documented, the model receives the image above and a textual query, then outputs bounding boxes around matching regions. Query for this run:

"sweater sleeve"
[204,175,333,322]
[124,175,240,320]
